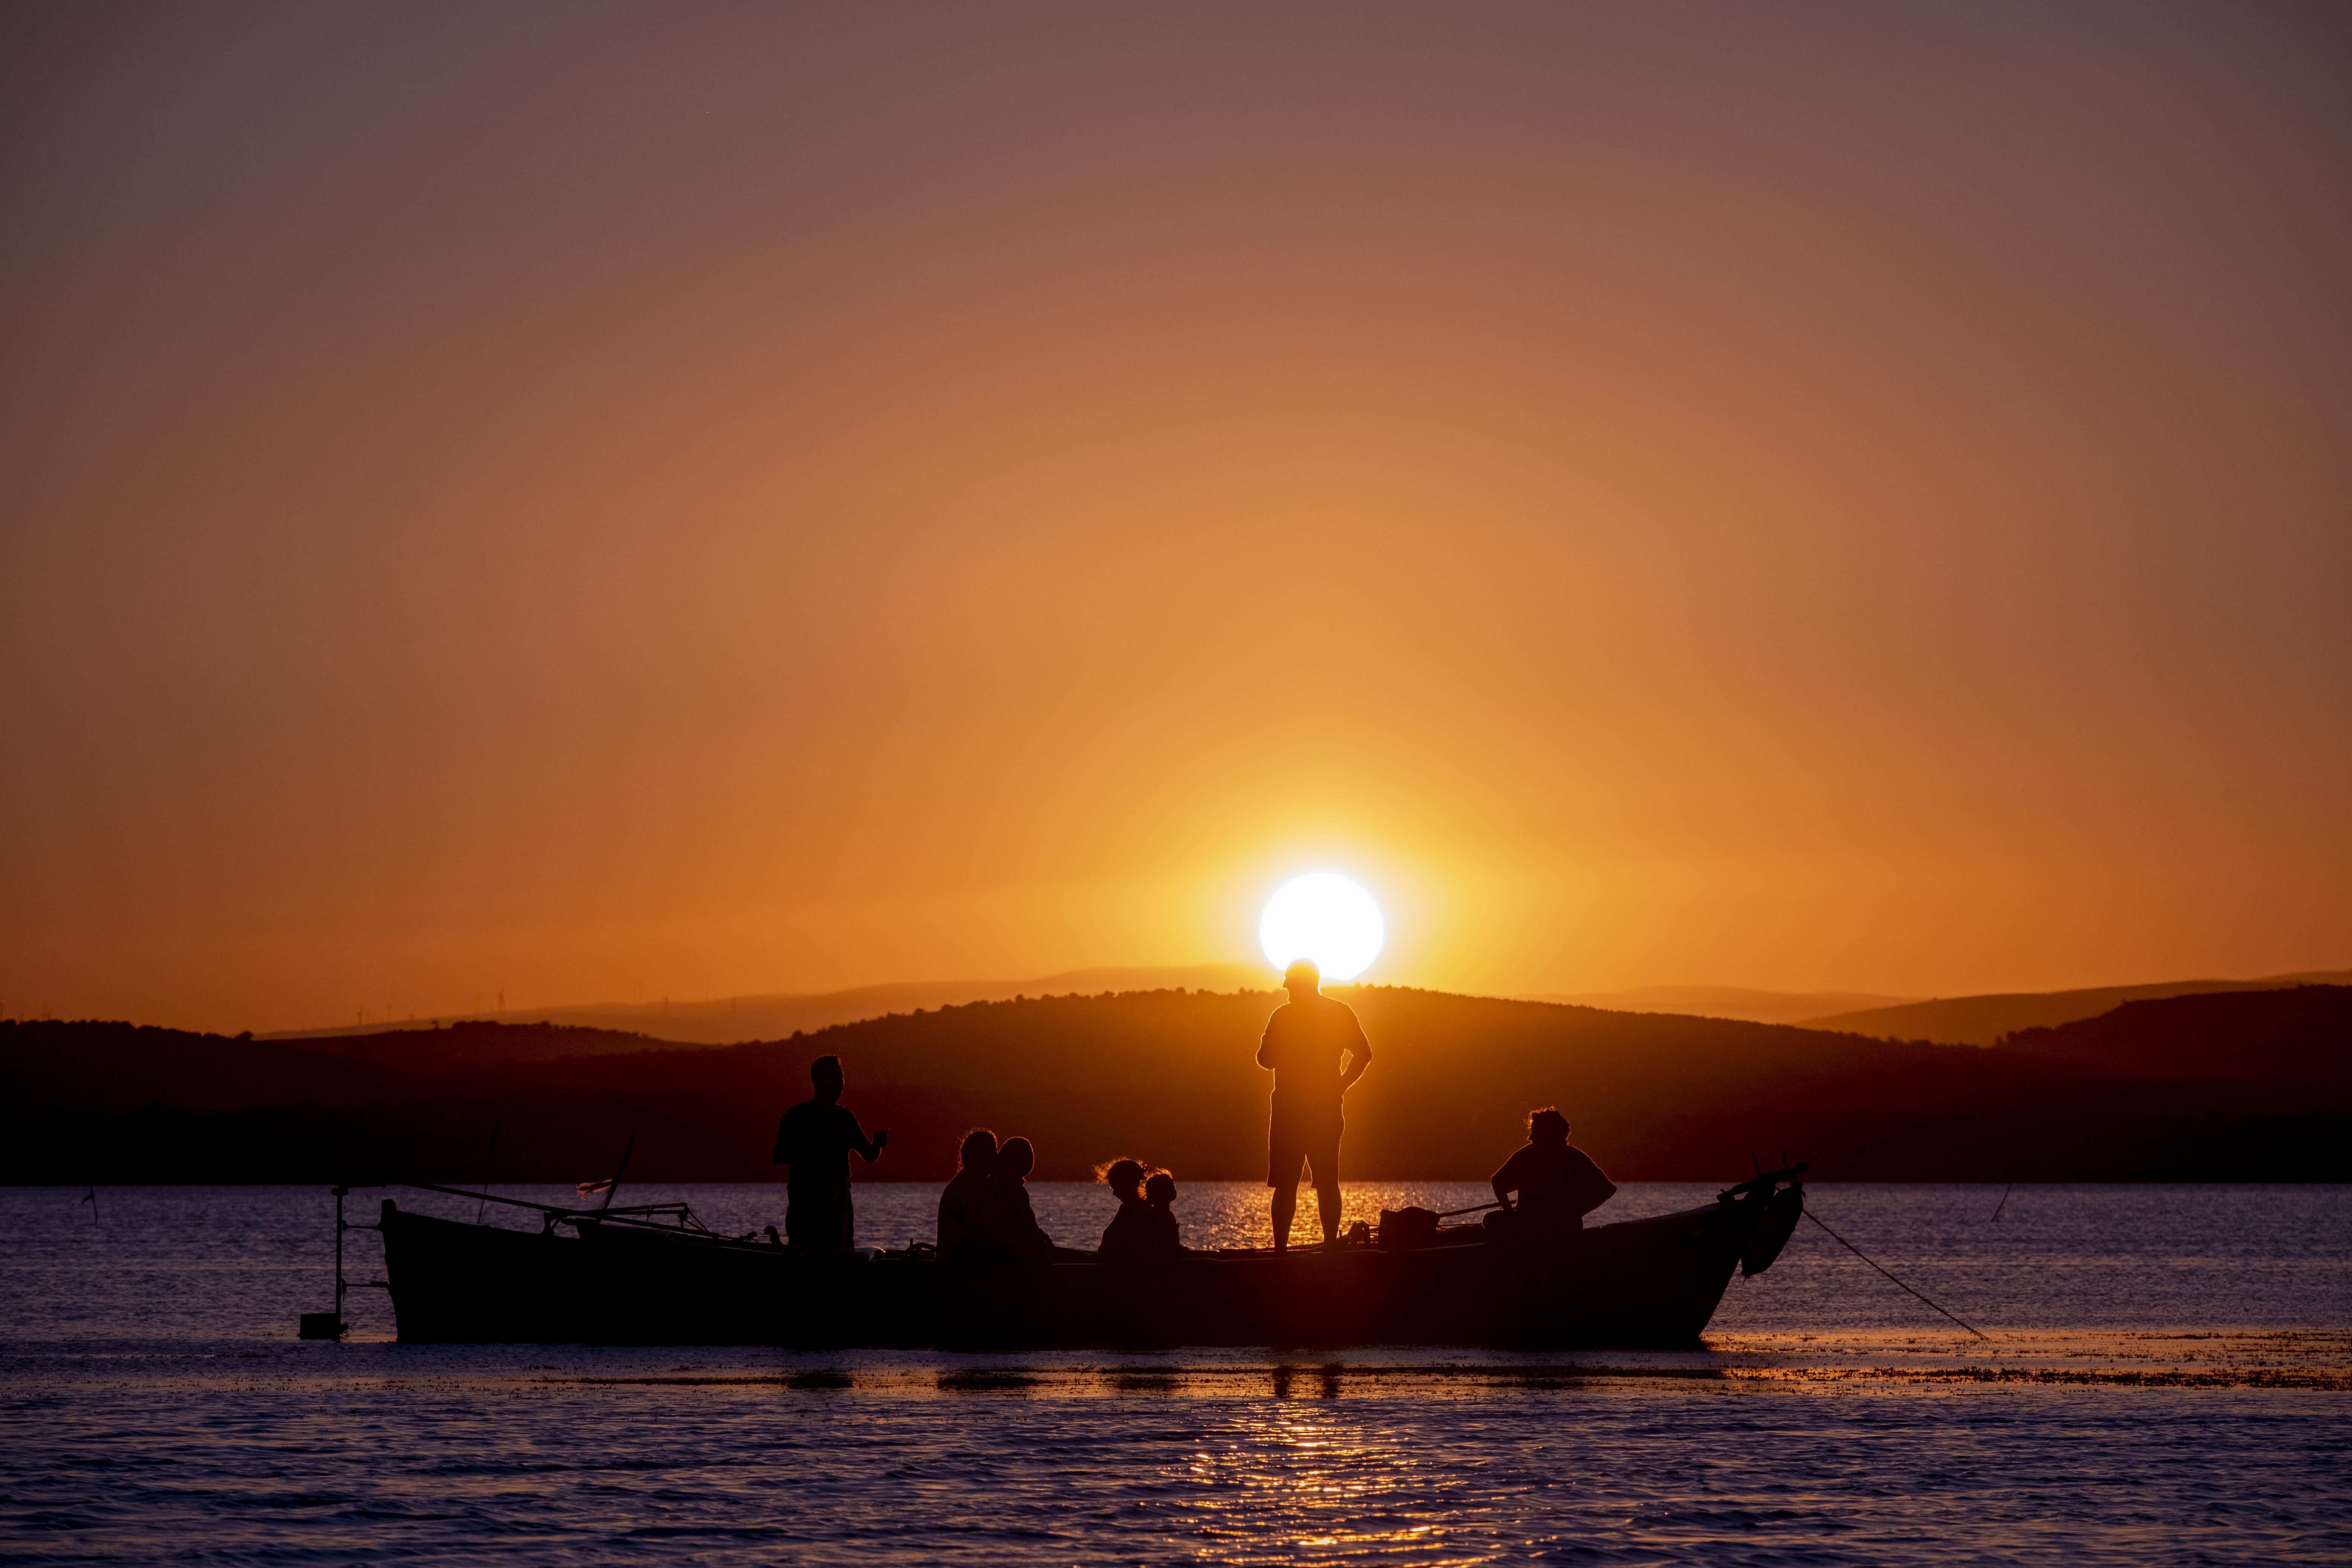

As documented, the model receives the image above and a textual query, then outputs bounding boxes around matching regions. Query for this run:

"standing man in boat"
[772,1055,888,1250]
[1257,959,1372,1252]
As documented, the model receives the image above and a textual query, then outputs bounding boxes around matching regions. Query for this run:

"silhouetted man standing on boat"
[773,1055,888,1250]
[1258,960,1371,1251]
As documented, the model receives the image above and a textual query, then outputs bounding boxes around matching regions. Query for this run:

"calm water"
[3,1183,2348,1564]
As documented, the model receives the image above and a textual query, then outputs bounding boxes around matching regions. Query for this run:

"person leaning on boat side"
[1485,1107,1616,1237]
[1257,959,1372,1252]
[937,1127,1019,1266]
[772,1055,888,1250]
[990,1136,1060,1263]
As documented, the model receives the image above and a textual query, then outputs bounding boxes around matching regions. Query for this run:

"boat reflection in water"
[374,1165,1805,1349]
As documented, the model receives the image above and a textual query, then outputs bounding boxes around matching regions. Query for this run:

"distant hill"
[7,985,2345,1185]
[255,965,2352,1050]
[1800,971,2352,1045]
[2,1020,427,1115]
[1998,985,2351,1084]
[312,1018,704,1068]
[260,964,1271,1046]
[0,1018,692,1103]
[1530,985,1918,1026]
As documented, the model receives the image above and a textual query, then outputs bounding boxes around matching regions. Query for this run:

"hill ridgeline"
[3,984,2344,1185]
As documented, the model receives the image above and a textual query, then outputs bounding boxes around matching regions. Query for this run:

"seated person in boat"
[1135,1171,1185,1257]
[1095,1157,1152,1259]
[1487,1107,1616,1235]
[990,1135,1060,1263]
[938,1127,1021,1266]
[771,1055,888,1250]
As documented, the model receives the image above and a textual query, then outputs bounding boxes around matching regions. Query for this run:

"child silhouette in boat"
[1098,1159,1186,1261]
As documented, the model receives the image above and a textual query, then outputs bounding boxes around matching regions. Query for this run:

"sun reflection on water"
[1177,1398,1471,1565]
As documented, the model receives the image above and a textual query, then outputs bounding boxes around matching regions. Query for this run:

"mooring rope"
[1803,1210,1989,1339]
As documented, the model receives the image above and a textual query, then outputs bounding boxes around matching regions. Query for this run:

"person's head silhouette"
[1144,1171,1177,1208]
[959,1127,998,1172]
[1284,960,1321,1001]
[1096,1157,1147,1203]
[998,1136,1035,1180]
[1528,1107,1569,1145]
[810,1055,844,1103]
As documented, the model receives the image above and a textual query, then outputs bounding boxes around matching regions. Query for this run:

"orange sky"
[3,3,2348,1034]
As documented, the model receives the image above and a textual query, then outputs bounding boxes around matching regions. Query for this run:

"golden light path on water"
[1188,1404,1435,1562]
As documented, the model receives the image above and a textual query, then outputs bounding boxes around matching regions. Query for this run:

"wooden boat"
[369,1165,1805,1349]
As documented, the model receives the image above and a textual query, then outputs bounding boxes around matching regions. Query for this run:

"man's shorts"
[1267,1096,1344,1189]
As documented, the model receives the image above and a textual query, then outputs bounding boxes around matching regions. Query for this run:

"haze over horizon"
[5,3,2348,1037]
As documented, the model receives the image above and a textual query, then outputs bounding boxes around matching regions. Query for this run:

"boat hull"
[379,1188,1800,1349]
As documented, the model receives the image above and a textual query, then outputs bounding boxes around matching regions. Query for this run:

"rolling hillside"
[6,985,2344,1185]
[1801,971,2352,1044]
[1528,986,1917,1026]
[258,965,1272,1047]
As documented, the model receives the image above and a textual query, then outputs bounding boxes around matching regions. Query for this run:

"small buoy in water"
[297,1312,344,1340]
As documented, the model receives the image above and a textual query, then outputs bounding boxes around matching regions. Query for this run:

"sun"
[1259,873,1385,982]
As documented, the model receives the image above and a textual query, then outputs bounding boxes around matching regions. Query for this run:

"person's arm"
[1570,1149,1617,1217]
[772,1110,798,1167]
[1338,1015,1372,1094]
[848,1113,888,1164]
[1256,1014,1279,1071]
[1490,1149,1521,1210]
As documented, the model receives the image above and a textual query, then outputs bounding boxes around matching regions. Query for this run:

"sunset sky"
[4,2,2347,1034]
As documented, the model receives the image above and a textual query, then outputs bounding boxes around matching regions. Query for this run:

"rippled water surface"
[4,1183,2348,1564]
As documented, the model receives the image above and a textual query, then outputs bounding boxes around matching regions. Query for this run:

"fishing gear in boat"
[1375,1200,1503,1248]
[407,1180,720,1235]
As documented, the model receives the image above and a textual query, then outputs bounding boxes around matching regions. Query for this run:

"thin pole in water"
[601,1130,637,1211]
[1803,1209,1989,1340]
[1991,1180,2015,1223]
[476,1115,502,1225]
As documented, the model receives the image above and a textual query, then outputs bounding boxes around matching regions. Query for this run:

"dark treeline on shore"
[4,985,2346,1185]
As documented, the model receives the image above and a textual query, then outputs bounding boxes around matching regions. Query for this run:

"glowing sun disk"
[1259,874,1384,981]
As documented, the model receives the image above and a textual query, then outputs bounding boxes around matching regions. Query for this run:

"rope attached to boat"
[1802,1210,1988,1340]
